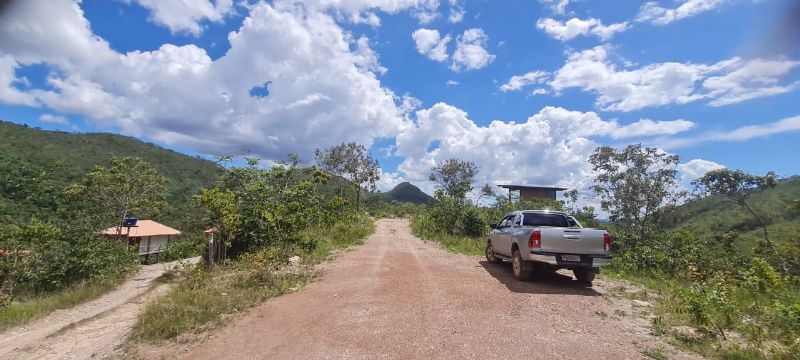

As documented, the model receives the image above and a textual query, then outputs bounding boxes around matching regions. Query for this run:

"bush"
[458,207,485,237]
[0,220,136,301]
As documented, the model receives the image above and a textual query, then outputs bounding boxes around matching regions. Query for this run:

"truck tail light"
[604,233,612,252]
[528,231,541,250]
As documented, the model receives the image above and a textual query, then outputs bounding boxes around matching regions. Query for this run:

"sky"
[1,0,799,199]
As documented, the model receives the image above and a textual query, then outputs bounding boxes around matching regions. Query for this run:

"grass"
[409,217,484,256]
[603,267,800,359]
[0,272,129,331]
[130,216,375,342]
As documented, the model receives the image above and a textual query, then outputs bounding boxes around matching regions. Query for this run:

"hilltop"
[0,120,223,230]
[379,182,433,204]
[666,176,800,250]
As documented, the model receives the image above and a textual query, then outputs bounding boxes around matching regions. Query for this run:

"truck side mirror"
[489,223,498,229]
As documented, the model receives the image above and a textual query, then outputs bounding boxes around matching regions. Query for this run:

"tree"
[66,157,167,233]
[693,169,777,250]
[315,143,380,211]
[429,159,478,201]
[589,144,683,243]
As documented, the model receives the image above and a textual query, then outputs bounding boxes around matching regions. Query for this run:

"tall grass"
[410,214,484,256]
[130,215,375,341]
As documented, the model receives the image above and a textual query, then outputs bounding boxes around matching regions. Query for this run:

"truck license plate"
[562,255,580,262]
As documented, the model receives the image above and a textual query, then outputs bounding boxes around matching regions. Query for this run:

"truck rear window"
[522,213,568,227]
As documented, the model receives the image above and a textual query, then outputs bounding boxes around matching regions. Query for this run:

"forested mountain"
[666,176,800,250]
[379,182,433,204]
[0,120,223,230]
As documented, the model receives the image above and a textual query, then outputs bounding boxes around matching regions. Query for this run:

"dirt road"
[166,219,697,360]
[0,257,199,360]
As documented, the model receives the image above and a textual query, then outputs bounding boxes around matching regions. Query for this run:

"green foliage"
[0,220,136,302]
[315,142,380,210]
[429,158,478,200]
[693,169,779,251]
[589,144,684,243]
[0,121,222,232]
[66,157,168,227]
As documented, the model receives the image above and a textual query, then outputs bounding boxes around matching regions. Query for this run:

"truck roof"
[508,210,568,215]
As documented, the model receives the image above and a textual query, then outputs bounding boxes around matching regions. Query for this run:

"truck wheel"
[512,249,533,281]
[485,241,502,264]
[573,268,595,285]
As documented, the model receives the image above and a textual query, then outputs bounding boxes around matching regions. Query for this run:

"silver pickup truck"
[485,210,612,285]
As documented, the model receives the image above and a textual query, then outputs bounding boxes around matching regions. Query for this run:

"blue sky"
[1,0,799,195]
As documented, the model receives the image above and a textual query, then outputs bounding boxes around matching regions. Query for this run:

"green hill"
[0,120,223,231]
[666,176,800,251]
[380,182,433,204]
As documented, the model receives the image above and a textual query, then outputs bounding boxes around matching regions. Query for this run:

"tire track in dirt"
[0,257,199,360]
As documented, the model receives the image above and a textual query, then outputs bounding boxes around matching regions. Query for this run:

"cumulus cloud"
[0,0,409,161]
[0,55,37,106]
[536,18,629,41]
[450,28,495,71]
[127,0,235,36]
[395,104,698,195]
[500,71,549,92]
[412,28,451,62]
[677,159,725,182]
[448,0,465,23]
[636,0,728,25]
[548,46,800,111]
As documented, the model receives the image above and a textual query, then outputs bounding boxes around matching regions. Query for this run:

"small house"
[497,185,567,202]
[102,220,181,255]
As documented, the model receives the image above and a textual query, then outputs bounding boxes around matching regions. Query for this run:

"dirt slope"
[156,219,699,360]
[0,257,199,360]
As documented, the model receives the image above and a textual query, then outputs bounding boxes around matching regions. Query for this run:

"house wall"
[138,235,171,255]
[520,189,557,201]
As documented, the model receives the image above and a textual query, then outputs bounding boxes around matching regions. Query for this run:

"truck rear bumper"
[529,252,612,268]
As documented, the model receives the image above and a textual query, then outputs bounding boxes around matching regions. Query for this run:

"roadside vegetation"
[411,144,800,359]
[132,144,380,341]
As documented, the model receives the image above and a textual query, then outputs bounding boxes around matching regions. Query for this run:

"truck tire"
[573,268,595,285]
[512,249,533,281]
[485,241,502,264]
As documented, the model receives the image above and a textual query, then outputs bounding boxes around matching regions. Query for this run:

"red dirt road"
[173,219,699,359]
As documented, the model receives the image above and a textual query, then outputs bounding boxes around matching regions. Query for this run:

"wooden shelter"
[497,185,567,202]
[101,220,181,255]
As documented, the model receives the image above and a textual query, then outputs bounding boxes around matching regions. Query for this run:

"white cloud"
[500,71,549,92]
[540,0,571,15]
[703,58,800,106]
[39,113,70,125]
[0,0,410,161]
[636,0,728,25]
[376,169,405,192]
[448,0,465,23]
[536,18,629,41]
[450,28,495,71]
[0,56,37,106]
[446,79,459,86]
[677,159,724,182]
[412,28,451,62]
[548,46,800,111]
[127,0,235,36]
[395,104,697,193]
[612,118,695,139]
[658,115,800,149]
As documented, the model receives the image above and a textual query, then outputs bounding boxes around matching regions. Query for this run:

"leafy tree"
[429,159,478,201]
[66,157,167,234]
[315,143,380,211]
[589,144,683,243]
[693,168,777,250]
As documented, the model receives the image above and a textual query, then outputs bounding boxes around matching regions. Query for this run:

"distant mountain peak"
[380,182,433,204]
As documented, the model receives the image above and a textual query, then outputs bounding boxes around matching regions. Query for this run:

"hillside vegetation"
[666,176,800,251]
[0,120,222,230]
